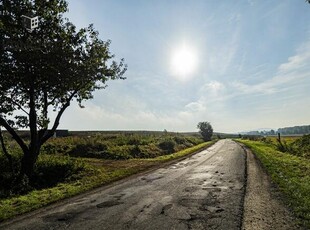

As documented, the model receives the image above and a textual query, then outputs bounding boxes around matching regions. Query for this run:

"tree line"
[243,125,310,136]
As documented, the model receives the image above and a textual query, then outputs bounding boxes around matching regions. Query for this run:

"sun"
[170,44,198,81]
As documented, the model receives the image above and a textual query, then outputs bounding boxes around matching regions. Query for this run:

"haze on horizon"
[55,0,310,133]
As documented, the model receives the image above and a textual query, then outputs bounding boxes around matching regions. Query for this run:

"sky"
[57,0,310,133]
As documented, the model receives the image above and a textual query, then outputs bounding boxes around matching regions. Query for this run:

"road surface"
[0,139,300,229]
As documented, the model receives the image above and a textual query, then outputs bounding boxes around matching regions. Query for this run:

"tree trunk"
[20,145,40,180]
[21,81,39,180]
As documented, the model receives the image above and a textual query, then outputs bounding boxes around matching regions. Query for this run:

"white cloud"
[278,41,310,73]
[58,102,194,132]
[232,39,310,96]
[185,102,206,112]
[207,28,240,76]
[231,81,278,95]
[205,81,225,92]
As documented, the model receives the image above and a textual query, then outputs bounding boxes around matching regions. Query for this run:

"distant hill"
[241,125,310,136]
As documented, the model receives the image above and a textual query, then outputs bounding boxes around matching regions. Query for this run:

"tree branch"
[0,116,28,154]
[0,126,14,173]
[40,91,77,145]
[6,96,29,115]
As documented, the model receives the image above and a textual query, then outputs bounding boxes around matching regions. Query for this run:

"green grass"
[238,139,310,228]
[0,141,215,222]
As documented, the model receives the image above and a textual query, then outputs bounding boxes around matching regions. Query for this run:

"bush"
[33,155,85,189]
[173,136,187,145]
[261,137,273,144]
[0,151,22,198]
[158,139,176,154]
[106,145,133,159]
[32,133,204,160]
[0,153,87,198]
[68,142,109,158]
[290,134,310,158]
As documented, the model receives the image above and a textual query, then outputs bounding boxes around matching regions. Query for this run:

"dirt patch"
[241,146,302,230]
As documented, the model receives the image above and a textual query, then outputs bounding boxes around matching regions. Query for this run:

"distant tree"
[197,122,213,141]
[0,0,126,180]
[278,125,310,135]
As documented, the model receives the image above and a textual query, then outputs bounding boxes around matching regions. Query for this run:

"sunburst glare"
[170,43,198,81]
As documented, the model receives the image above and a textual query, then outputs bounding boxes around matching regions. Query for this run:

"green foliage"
[33,155,85,189]
[238,140,310,228]
[241,134,310,159]
[158,139,176,153]
[0,152,87,199]
[197,121,213,141]
[0,0,126,178]
[289,134,310,158]
[241,135,262,141]
[260,137,273,144]
[40,133,203,159]
[0,152,22,198]
[278,125,310,135]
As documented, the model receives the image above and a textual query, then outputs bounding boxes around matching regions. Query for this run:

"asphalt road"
[2,139,247,230]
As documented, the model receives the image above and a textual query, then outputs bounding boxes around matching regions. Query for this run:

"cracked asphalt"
[1,139,247,230]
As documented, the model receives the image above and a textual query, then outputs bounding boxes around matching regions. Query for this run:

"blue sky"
[58,0,310,133]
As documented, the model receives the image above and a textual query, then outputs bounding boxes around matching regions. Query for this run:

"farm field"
[0,131,215,221]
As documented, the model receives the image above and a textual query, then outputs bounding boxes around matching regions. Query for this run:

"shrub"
[68,142,109,158]
[261,137,273,144]
[30,133,204,160]
[0,154,87,198]
[290,134,310,158]
[173,136,187,145]
[139,144,162,158]
[33,155,85,189]
[158,139,176,154]
[107,145,133,159]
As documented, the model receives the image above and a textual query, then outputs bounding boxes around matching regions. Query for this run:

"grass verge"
[237,139,310,228]
[0,141,215,222]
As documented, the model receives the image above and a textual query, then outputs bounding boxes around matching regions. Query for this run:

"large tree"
[0,0,126,179]
[197,121,213,141]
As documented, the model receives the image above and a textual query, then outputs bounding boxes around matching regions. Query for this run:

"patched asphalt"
[1,139,247,230]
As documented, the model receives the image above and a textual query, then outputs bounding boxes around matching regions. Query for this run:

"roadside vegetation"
[0,132,215,221]
[238,134,310,228]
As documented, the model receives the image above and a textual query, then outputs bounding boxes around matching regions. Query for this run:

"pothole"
[96,200,124,208]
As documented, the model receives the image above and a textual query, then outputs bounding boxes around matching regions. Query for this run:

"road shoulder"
[240,144,302,230]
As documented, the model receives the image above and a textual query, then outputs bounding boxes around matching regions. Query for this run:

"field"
[238,135,310,228]
[0,131,215,221]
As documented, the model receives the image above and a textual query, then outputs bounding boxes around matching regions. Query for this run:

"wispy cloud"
[232,39,310,96]
[185,102,206,112]
[278,41,310,73]
[205,81,226,93]
[217,29,240,75]
[60,102,203,132]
